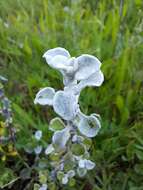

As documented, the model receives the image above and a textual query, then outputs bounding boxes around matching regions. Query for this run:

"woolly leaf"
[34,87,55,105]
[43,47,70,63]
[75,54,101,80]
[77,114,101,138]
[52,128,70,150]
[53,91,78,120]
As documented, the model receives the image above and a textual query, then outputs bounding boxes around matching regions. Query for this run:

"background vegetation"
[0,0,143,189]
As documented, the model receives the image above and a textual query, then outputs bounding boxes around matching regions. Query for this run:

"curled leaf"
[75,54,101,80]
[76,70,104,94]
[48,55,72,72]
[34,87,55,105]
[43,47,70,63]
[77,114,101,138]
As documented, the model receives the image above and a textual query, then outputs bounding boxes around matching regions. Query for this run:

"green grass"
[0,0,143,189]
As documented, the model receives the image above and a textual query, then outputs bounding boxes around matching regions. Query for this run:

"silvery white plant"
[34,47,104,186]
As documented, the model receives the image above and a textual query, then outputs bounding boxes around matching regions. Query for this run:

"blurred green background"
[0,0,143,189]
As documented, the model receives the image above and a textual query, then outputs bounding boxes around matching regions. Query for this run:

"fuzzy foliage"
[34,47,104,187]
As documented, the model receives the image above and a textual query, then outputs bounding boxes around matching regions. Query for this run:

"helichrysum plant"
[34,47,104,188]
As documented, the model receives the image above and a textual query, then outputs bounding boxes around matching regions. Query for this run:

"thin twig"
[1,177,20,189]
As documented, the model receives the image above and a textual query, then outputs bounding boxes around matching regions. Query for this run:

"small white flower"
[35,130,42,141]
[34,146,42,155]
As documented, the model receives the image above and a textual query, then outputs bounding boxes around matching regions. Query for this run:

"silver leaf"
[53,91,79,120]
[52,128,70,150]
[75,54,101,80]
[34,87,55,105]
[77,113,101,138]
[43,47,70,63]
